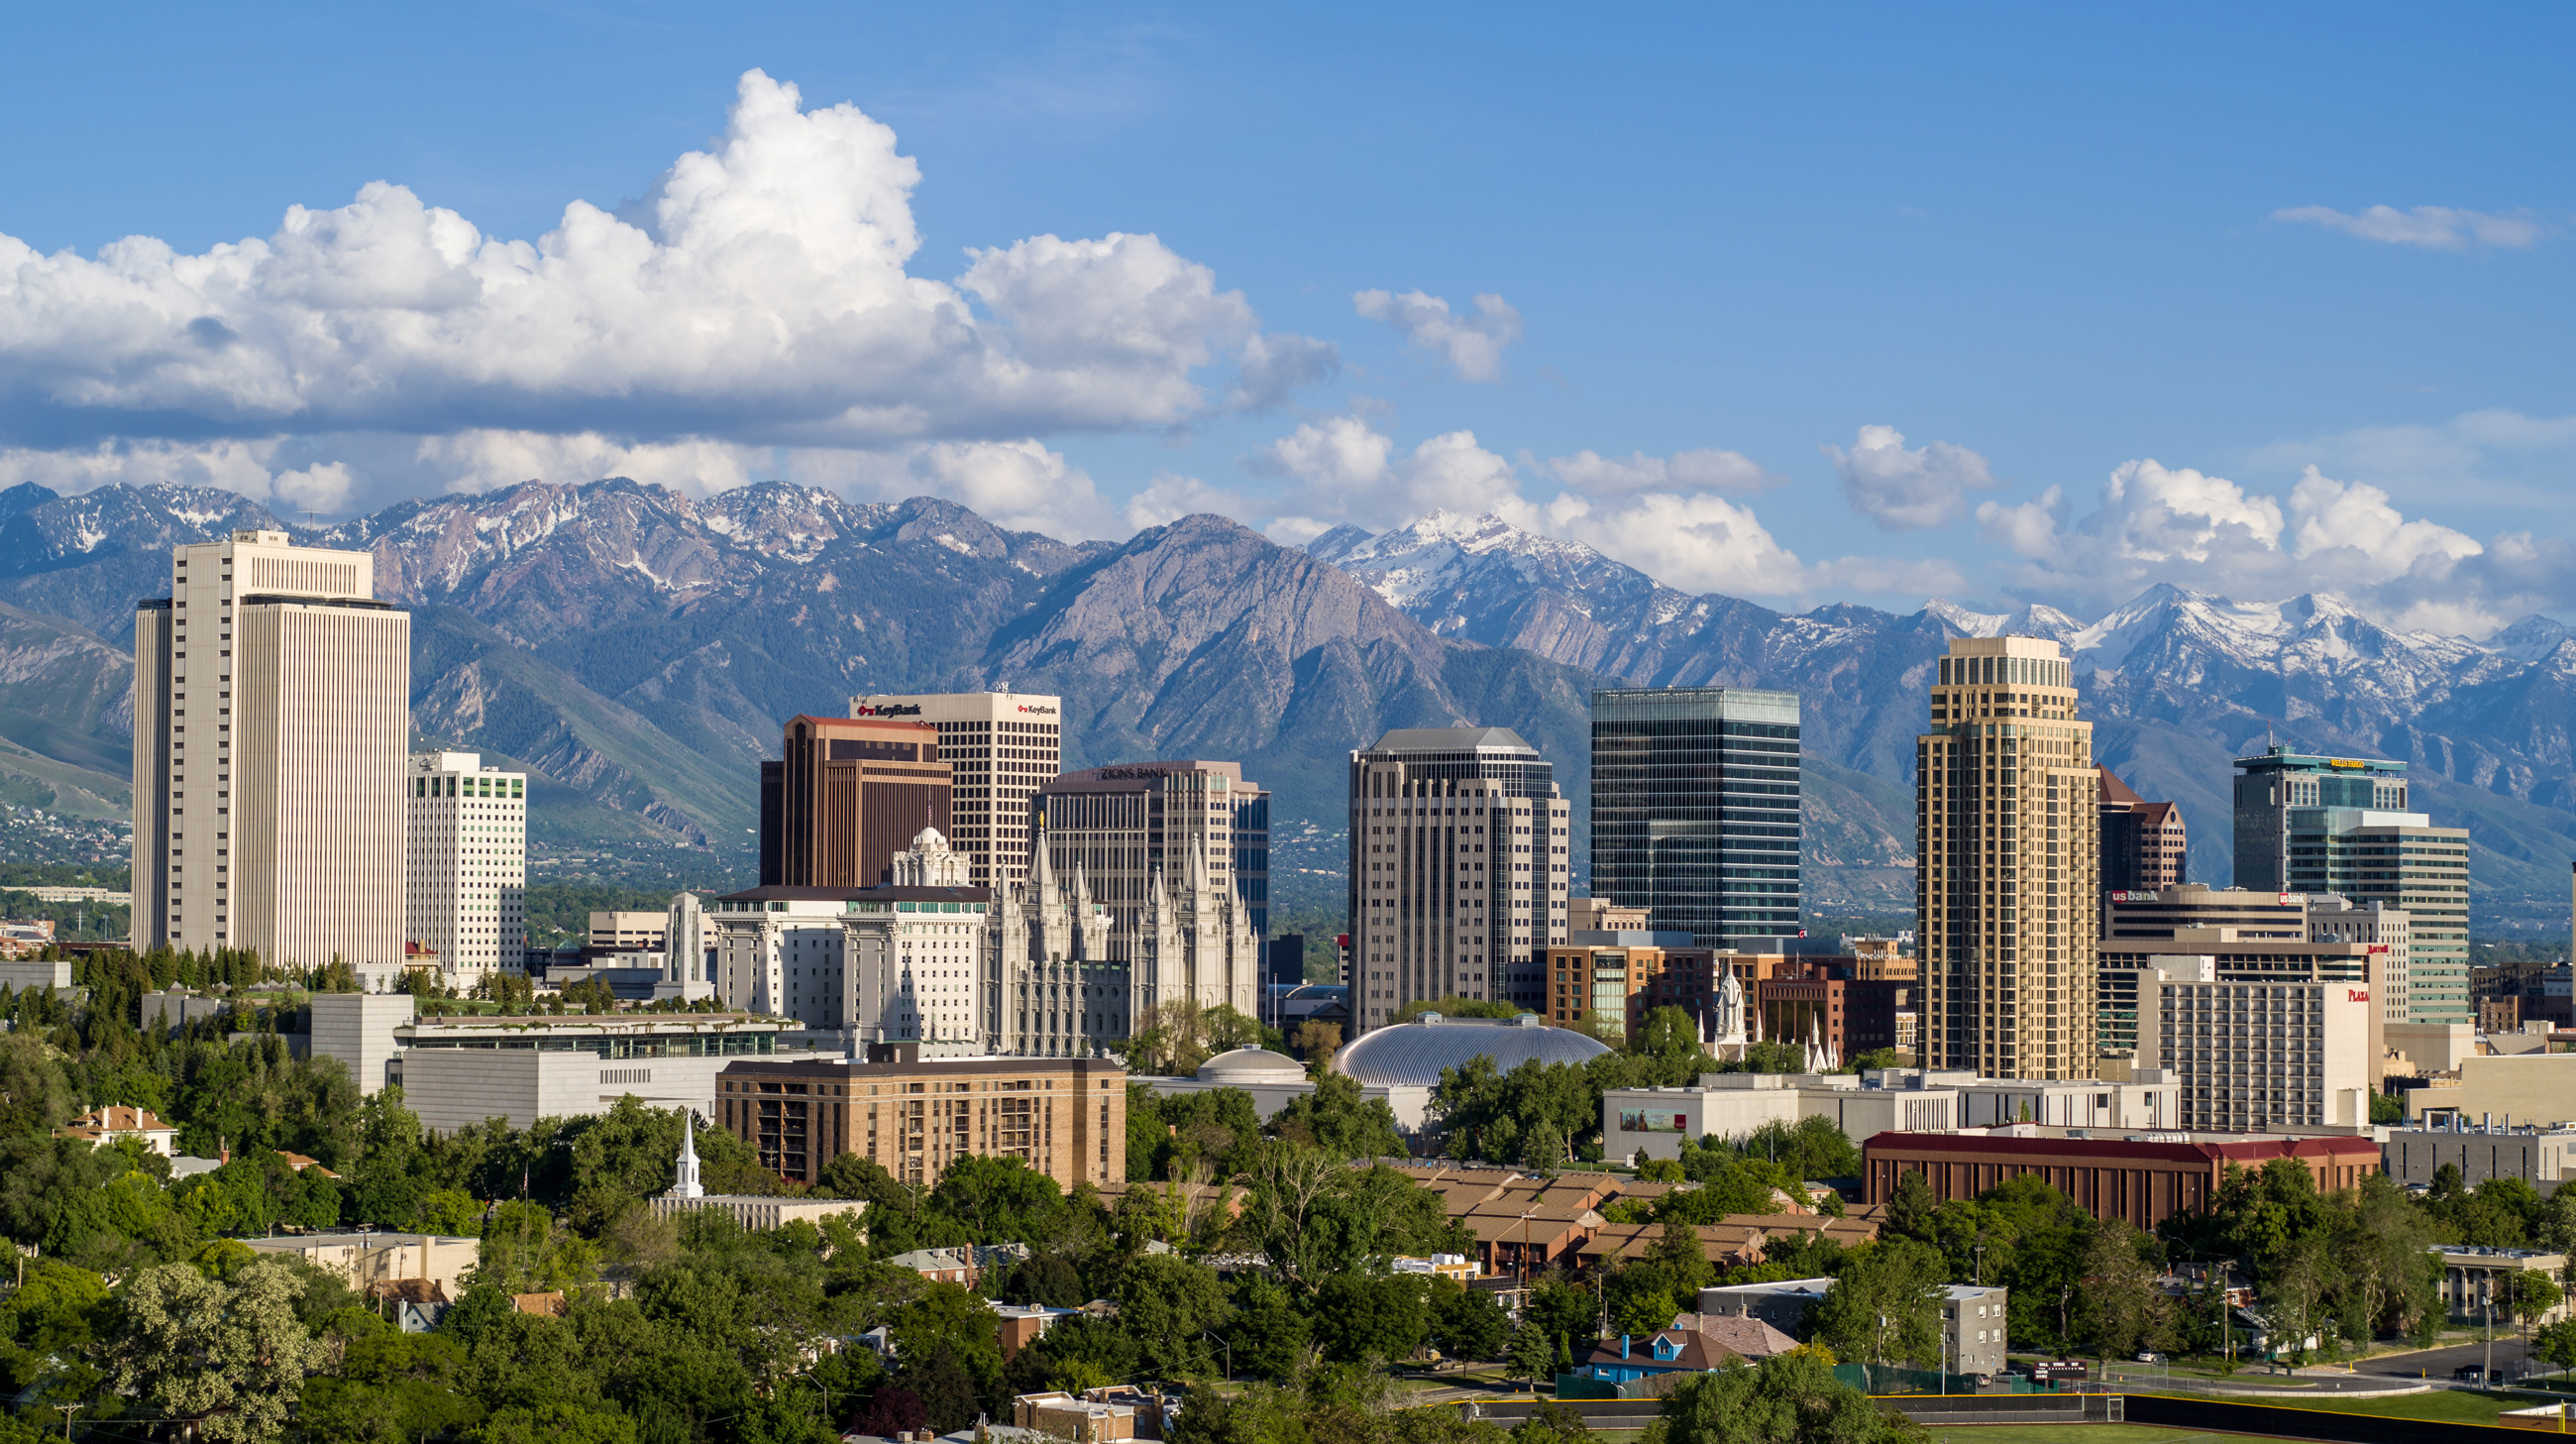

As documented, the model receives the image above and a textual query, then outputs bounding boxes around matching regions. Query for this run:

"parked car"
[2136,1352,2166,1364]
[2454,1365,2500,1383]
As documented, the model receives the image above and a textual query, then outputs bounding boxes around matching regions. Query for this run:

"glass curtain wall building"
[1590,688,1802,948]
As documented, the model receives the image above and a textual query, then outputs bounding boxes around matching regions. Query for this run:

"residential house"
[55,1105,180,1156]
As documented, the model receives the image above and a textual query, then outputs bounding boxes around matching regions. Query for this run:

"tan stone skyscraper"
[1917,636,2098,1079]
[134,530,409,978]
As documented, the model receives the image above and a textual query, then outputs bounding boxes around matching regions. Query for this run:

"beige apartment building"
[851,691,1062,888]
[1917,636,2098,1079]
[134,531,408,978]
[715,1048,1126,1190]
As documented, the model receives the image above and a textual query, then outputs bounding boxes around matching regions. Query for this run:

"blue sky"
[1,3,2569,629]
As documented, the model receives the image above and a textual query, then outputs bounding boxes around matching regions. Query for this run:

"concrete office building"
[405,752,526,982]
[1602,1067,2179,1164]
[850,691,1061,888]
[134,530,408,978]
[2386,1122,2576,1197]
[2232,746,2466,1026]
[715,1050,1127,1190]
[306,990,789,1129]
[1590,687,1803,948]
[2297,818,2468,1027]
[1605,1073,1962,1162]
[2125,957,2379,1131]
[1034,759,1269,943]
[2098,767,2187,892]
[1918,637,2099,1079]
[2233,746,2410,890]
[758,715,952,888]
[1349,727,1570,1024]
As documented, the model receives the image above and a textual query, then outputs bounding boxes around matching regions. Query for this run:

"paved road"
[2353,1336,2538,1382]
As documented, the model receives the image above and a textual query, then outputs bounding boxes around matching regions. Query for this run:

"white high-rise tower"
[134,530,409,980]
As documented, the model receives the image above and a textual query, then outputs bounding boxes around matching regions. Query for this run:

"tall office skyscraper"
[134,530,408,975]
[405,751,526,980]
[757,715,953,887]
[2097,766,2187,892]
[850,692,1060,887]
[1590,687,1802,947]
[1917,636,2098,1080]
[2231,746,2410,891]
[1347,726,1569,1026]
[1033,761,1268,942]
[2232,746,2467,1025]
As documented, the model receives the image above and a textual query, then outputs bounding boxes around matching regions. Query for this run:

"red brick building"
[1863,1131,2382,1229]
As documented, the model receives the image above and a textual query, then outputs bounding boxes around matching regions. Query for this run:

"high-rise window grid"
[1590,689,1802,948]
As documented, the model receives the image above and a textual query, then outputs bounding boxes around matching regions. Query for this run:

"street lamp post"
[1203,1329,1233,1383]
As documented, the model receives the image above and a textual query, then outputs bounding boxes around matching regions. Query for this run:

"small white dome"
[912,826,950,851]
[1196,1047,1308,1085]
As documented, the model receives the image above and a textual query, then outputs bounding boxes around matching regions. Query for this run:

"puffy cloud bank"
[1975,457,2567,636]
[0,69,1331,533]
[1251,414,1958,600]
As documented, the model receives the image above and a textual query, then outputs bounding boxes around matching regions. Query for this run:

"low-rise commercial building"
[309,992,790,1132]
[2386,1123,2576,1196]
[1863,1131,2383,1229]
[1602,1068,2179,1164]
[241,1233,480,1297]
[2436,1246,2572,1325]
[1604,1072,1961,1164]
[2410,1054,2576,1128]
[716,1048,1126,1191]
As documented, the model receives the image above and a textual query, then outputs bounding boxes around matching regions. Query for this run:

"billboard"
[1620,1110,1690,1134]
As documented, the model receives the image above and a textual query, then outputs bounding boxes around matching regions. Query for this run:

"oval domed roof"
[1332,1014,1610,1088]
[1197,1047,1308,1084]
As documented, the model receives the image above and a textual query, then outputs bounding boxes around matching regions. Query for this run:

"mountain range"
[0,482,2568,929]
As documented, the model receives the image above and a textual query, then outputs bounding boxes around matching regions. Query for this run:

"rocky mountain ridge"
[2,483,2570,925]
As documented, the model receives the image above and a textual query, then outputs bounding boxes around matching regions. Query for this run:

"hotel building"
[1917,637,2098,1079]
[133,531,408,978]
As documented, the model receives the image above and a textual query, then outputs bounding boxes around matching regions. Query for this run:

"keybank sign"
[852,703,923,718]
[1018,704,1057,716]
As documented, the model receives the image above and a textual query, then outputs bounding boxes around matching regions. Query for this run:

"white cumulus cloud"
[1255,414,1958,601]
[0,69,1331,516]
[2271,204,2544,251]
[1543,446,1785,496]
[1823,424,2000,530]
[1350,288,1523,382]
[1973,455,2532,634]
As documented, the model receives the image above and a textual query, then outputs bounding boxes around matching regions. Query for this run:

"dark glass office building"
[1590,688,1802,947]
